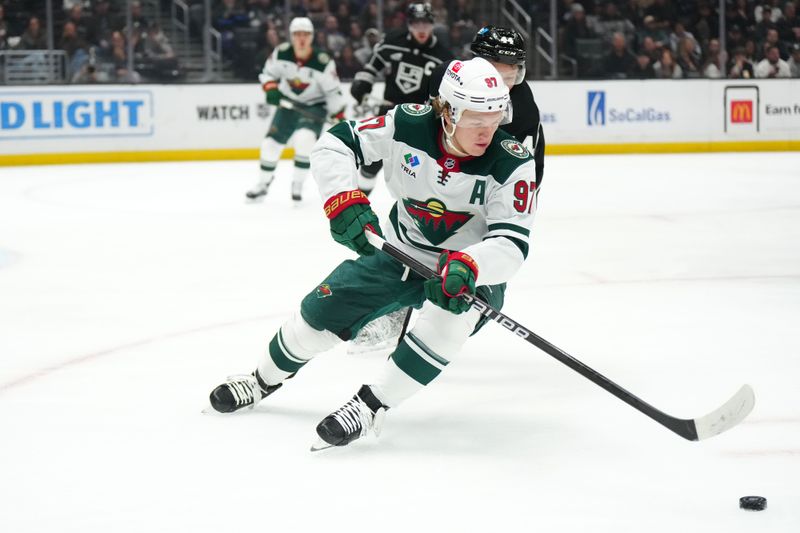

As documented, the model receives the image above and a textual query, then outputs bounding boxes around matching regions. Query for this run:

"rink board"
[1,80,798,165]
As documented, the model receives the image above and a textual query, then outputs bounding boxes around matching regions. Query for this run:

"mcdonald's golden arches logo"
[730,100,753,123]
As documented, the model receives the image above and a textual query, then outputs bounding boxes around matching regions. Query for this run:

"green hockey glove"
[262,80,281,105]
[423,251,479,314]
[324,190,383,256]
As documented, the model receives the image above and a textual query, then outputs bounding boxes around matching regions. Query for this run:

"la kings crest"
[396,62,425,94]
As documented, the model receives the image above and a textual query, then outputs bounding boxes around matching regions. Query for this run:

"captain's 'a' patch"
[400,103,431,115]
[501,139,530,159]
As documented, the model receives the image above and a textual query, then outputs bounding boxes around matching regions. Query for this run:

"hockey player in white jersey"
[245,17,346,203]
[210,58,539,449]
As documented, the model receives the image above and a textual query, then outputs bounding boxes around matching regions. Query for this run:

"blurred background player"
[246,17,346,203]
[209,58,540,450]
[349,3,453,196]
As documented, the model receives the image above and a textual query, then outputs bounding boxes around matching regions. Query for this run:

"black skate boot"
[312,385,388,450]
[209,371,282,413]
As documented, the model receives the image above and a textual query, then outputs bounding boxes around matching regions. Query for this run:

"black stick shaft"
[374,237,698,441]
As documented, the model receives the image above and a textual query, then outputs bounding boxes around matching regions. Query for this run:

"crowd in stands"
[558,0,800,78]
[1,0,798,83]
[201,0,482,80]
[0,0,180,82]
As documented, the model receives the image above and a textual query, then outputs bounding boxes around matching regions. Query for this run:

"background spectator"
[702,38,726,78]
[653,47,683,78]
[561,3,595,58]
[755,44,792,76]
[354,28,380,66]
[16,15,47,50]
[676,35,702,77]
[603,31,636,78]
[632,51,655,78]
[59,20,88,77]
[728,47,755,78]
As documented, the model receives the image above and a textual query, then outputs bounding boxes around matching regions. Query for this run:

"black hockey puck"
[739,496,767,511]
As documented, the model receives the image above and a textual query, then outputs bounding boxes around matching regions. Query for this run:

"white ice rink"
[1,152,799,532]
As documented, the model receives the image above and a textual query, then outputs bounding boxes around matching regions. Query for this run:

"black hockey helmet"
[471,26,526,66]
[407,3,434,24]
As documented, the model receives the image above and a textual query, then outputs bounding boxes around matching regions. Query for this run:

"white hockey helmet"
[438,57,510,125]
[289,17,314,34]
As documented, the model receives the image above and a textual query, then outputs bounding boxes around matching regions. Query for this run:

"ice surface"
[1,153,799,532]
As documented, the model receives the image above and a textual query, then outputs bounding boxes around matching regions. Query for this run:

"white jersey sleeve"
[310,109,399,201]
[257,48,280,89]
[461,162,538,285]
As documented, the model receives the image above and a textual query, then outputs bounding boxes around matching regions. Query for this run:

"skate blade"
[310,438,336,452]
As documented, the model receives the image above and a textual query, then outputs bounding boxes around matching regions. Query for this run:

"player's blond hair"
[430,96,451,120]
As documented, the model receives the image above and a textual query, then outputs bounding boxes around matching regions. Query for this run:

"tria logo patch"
[403,197,473,246]
[316,284,332,298]
[404,153,420,167]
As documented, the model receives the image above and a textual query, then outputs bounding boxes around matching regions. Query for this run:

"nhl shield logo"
[501,139,530,159]
[443,158,456,170]
[396,62,424,94]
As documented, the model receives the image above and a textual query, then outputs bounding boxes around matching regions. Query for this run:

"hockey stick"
[278,99,328,124]
[364,231,755,442]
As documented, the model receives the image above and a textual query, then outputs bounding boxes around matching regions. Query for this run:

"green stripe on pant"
[268,330,308,373]
[391,336,448,385]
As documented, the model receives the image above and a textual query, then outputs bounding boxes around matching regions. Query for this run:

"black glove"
[350,79,372,104]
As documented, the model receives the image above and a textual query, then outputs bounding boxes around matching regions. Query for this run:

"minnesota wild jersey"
[259,43,345,113]
[310,104,538,286]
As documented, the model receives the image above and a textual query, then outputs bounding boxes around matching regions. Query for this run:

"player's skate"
[208,371,282,413]
[311,385,388,451]
[245,180,271,202]
[291,181,303,202]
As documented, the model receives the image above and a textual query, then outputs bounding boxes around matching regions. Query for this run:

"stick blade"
[693,384,755,441]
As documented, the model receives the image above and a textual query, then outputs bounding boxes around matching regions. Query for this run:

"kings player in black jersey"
[350,3,453,195]
[429,26,545,188]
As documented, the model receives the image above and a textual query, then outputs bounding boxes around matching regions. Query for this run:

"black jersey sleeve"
[513,82,541,141]
[533,123,545,187]
[427,62,446,101]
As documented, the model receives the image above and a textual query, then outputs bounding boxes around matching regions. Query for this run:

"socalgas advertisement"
[1,79,798,163]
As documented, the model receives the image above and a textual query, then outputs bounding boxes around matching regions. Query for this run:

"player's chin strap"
[440,116,469,158]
